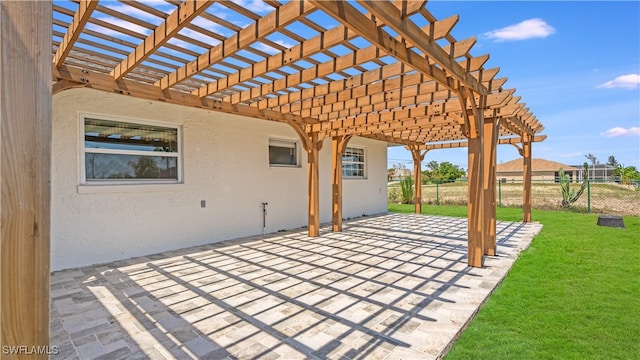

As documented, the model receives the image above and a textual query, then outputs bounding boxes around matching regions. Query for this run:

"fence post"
[498,179,502,207]
[587,179,591,214]
[436,181,440,205]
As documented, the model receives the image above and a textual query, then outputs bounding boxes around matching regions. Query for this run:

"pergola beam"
[53,65,314,126]
[325,116,456,137]
[419,135,547,150]
[53,0,98,66]
[309,90,512,134]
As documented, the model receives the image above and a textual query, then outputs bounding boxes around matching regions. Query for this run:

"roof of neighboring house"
[497,158,578,173]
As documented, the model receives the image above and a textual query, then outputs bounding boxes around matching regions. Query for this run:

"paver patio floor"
[50,213,542,360]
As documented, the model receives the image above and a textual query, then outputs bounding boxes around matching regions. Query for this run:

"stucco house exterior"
[51,88,388,270]
[496,158,578,183]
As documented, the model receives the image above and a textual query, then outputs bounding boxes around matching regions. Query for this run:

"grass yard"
[388,182,640,216]
[389,204,640,359]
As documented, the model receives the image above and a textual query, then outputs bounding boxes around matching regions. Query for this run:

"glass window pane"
[85,118,178,153]
[269,140,297,166]
[342,147,365,177]
[85,154,178,180]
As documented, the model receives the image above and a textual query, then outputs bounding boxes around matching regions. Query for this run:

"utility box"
[597,215,625,228]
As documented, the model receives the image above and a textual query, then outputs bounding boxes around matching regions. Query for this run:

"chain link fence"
[388,179,640,216]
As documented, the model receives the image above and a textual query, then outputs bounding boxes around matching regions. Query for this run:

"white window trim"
[268,137,301,168]
[79,113,183,186]
[343,146,367,179]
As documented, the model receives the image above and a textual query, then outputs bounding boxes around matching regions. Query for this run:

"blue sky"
[389,1,640,170]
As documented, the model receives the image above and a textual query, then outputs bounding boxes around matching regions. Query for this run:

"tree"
[615,165,640,184]
[130,156,160,178]
[607,155,619,167]
[422,161,465,183]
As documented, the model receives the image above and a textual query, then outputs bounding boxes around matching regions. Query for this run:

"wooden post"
[307,132,322,236]
[407,145,427,214]
[463,90,485,268]
[287,122,324,237]
[1,1,52,356]
[331,135,351,232]
[522,136,532,222]
[467,135,485,267]
[483,118,497,256]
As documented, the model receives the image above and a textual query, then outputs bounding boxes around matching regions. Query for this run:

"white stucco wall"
[51,88,388,270]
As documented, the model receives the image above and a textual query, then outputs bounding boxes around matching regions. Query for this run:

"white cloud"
[253,40,295,55]
[101,3,165,23]
[600,127,640,137]
[557,152,583,158]
[87,17,152,37]
[484,18,555,42]
[178,27,221,47]
[596,74,640,89]
[231,0,274,15]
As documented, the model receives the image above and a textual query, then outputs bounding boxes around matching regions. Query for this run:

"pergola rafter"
[53,0,98,66]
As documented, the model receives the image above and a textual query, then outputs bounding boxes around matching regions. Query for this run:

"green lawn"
[389,204,640,359]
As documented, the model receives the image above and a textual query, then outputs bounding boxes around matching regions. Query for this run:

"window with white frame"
[82,116,180,183]
[342,147,366,178]
[269,139,299,166]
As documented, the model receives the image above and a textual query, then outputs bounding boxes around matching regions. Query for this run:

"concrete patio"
[50,213,542,360]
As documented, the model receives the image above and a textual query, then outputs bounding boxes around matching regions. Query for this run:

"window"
[82,116,180,184]
[269,139,299,166]
[342,147,365,178]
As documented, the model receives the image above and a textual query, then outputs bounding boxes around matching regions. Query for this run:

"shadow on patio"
[50,213,542,360]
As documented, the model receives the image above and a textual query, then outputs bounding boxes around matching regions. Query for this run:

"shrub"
[400,176,414,204]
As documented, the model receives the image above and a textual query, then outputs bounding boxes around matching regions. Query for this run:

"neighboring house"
[573,163,617,182]
[51,89,388,270]
[496,158,578,183]
[389,167,412,181]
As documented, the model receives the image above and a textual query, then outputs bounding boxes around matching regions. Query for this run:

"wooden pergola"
[1,0,544,353]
